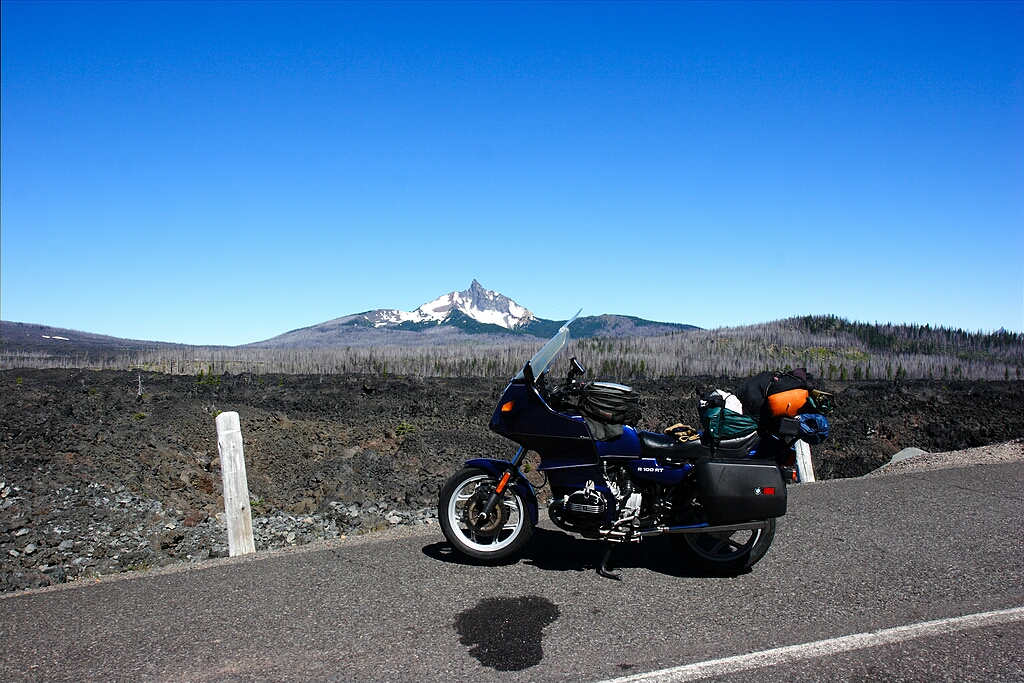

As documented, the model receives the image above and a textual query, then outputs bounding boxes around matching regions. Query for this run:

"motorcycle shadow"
[422,528,745,579]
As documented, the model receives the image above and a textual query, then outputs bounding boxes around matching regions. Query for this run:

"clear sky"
[2,1,1021,345]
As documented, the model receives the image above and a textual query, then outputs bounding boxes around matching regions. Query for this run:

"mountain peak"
[352,281,534,330]
[248,284,699,346]
[415,281,534,329]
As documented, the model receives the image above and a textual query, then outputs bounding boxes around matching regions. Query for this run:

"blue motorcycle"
[438,313,815,579]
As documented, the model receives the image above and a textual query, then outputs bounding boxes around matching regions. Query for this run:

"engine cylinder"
[562,489,607,524]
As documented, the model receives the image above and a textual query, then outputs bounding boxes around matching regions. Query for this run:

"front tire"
[672,487,777,575]
[438,467,534,562]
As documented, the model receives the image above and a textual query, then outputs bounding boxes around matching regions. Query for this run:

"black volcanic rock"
[1,368,1021,592]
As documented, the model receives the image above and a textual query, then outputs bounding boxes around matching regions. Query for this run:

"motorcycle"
[438,313,816,579]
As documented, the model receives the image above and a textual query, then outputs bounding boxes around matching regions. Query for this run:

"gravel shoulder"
[864,438,1024,478]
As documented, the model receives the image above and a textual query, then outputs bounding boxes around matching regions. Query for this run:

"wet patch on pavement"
[454,595,560,671]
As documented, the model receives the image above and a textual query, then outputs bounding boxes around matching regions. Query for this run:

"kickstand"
[597,543,622,581]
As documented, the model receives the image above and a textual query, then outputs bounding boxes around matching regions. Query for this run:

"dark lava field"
[1,368,1022,592]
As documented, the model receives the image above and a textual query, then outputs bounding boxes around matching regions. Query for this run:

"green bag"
[699,389,759,440]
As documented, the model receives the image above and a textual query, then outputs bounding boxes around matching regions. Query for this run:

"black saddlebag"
[696,459,787,524]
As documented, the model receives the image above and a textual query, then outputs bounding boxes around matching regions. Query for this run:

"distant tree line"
[2,316,1021,381]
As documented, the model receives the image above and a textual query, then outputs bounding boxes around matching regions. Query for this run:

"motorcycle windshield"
[513,309,581,380]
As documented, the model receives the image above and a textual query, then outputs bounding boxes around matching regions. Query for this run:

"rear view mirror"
[523,361,535,385]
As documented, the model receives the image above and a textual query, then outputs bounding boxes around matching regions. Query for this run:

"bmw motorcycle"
[438,313,810,579]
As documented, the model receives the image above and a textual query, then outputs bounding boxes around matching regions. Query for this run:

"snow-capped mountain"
[246,281,698,348]
[359,280,534,330]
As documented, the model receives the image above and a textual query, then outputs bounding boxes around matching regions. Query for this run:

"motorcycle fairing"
[490,381,598,468]
[546,465,607,490]
[489,382,530,429]
[463,457,539,526]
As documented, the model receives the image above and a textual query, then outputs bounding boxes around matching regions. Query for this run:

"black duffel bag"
[579,382,641,441]
[734,368,815,425]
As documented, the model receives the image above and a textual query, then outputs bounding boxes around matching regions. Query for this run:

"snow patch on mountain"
[365,309,422,327]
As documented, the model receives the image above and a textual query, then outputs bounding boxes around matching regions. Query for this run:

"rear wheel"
[672,487,777,575]
[438,467,533,562]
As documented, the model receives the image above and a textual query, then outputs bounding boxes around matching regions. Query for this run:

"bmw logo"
[754,487,763,495]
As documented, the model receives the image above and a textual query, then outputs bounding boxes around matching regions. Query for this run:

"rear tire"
[672,487,777,575]
[438,467,533,562]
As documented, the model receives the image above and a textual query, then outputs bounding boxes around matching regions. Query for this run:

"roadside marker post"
[215,411,256,556]
[795,439,816,483]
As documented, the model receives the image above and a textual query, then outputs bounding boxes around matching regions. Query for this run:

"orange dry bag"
[767,388,809,417]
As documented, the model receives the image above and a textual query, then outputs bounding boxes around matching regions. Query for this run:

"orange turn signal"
[501,400,515,413]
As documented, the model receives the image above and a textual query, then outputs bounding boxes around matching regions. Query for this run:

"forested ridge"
[3,316,1021,381]
[801,315,1020,358]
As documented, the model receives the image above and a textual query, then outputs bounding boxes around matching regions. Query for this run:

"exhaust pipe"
[639,520,770,537]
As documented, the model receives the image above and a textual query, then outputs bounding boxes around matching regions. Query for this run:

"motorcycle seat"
[638,431,707,459]
[715,431,762,457]
[638,431,762,461]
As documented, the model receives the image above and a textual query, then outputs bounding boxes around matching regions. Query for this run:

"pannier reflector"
[764,487,776,495]
[501,401,515,413]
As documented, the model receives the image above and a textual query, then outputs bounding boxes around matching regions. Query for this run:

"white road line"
[598,606,1024,683]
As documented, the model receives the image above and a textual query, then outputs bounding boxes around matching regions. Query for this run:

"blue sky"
[2,1,1021,345]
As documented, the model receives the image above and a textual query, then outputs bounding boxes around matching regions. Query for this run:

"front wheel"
[438,467,533,562]
[672,488,777,576]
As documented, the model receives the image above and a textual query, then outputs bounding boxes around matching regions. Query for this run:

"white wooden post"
[794,439,816,483]
[215,411,255,556]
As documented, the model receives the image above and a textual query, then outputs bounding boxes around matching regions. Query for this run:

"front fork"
[478,447,527,521]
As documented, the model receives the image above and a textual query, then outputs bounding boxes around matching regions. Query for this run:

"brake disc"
[465,491,508,536]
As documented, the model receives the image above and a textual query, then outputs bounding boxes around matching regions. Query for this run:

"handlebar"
[523,357,588,409]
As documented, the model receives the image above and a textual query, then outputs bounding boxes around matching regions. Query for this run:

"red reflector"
[764,487,776,495]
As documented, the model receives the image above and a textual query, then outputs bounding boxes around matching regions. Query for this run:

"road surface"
[2,461,1022,682]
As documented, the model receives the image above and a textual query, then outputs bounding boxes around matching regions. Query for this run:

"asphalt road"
[2,462,1022,683]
